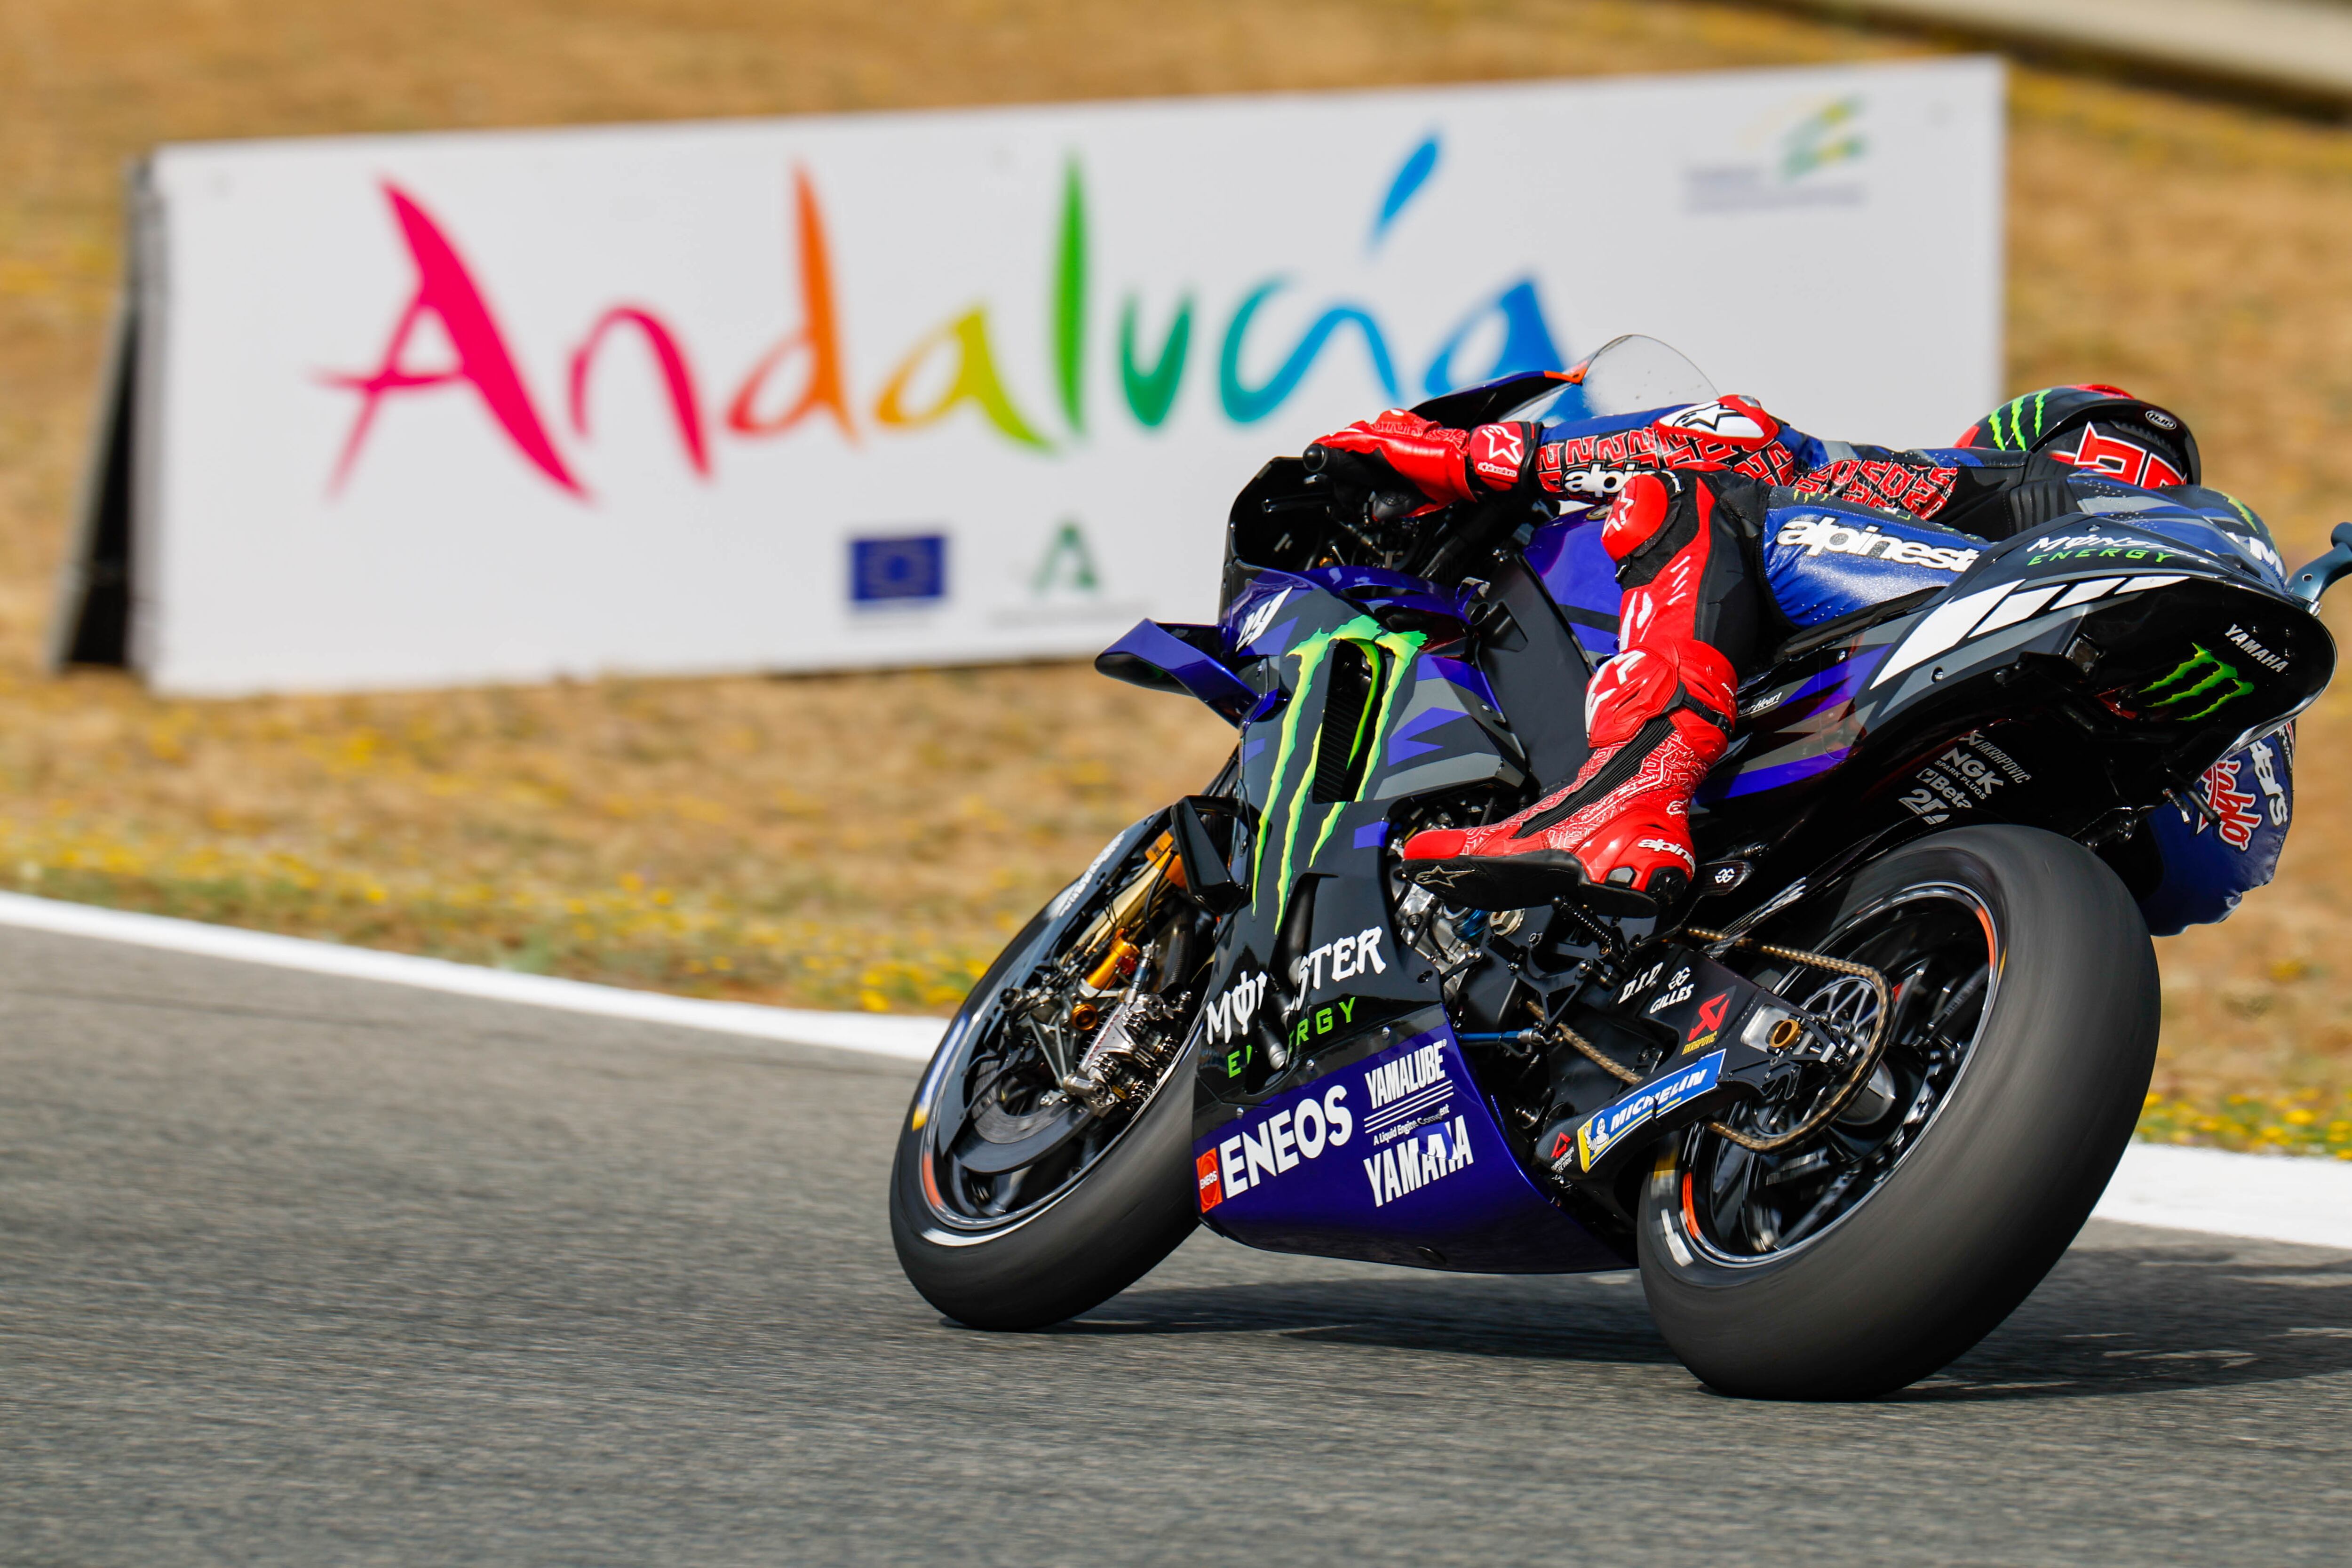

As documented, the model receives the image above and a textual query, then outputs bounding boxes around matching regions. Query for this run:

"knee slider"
[1677,641,1737,724]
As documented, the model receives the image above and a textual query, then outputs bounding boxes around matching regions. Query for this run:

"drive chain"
[1541,929,1894,1157]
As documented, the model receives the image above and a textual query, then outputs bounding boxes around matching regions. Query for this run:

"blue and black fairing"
[1524,464,2324,932]
[1177,567,1620,1272]
[1725,501,2327,931]
[1997,477,2302,933]
[1858,480,2312,931]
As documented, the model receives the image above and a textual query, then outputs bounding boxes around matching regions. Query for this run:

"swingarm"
[1536,936,1893,1186]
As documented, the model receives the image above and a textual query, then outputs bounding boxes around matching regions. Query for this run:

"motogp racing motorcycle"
[890,338,2352,1399]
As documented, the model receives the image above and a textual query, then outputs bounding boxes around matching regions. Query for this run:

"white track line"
[2094,1143,2352,1251]
[0,891,2342,1247]
[0,890,945,1060]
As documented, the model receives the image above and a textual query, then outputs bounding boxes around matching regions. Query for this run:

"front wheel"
[889,818,1208,1330]
[1638,825,2160,1400]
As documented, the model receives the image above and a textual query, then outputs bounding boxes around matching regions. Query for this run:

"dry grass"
[0,662,1234,1010]
[4,0,2352,1150]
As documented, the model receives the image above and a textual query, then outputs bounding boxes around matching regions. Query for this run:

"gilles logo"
[322,136,1570,500]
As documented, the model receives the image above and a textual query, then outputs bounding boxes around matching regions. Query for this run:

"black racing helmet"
[1953,383,2200,489]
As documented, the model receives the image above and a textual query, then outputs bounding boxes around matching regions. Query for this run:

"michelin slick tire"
[888,1041,1197,1330]
[1637,825,2160,1400]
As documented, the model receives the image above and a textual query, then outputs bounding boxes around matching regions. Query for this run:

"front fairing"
[1184,566,1616,1273]
[1197,570,1524,1098]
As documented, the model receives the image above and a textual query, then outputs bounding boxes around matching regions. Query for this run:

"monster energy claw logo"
[1251,616,1422,922]
[2138,644,2254,721]
[1987,390,2050,451]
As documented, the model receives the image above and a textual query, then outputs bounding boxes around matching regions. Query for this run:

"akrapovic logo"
[1773,515,1979,574]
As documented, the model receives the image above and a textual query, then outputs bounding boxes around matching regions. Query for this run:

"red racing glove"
[1310,410,1539,506]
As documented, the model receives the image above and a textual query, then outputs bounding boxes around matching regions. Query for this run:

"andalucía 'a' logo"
[322,185,591,495]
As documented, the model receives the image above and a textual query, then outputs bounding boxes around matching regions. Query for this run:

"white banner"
[108,59,2002,695]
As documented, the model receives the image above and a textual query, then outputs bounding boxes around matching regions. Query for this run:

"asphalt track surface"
[5,927,2351,1566]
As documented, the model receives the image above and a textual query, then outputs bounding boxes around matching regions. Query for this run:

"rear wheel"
[889,823,1208,1330]
[1638,825,2159,1400]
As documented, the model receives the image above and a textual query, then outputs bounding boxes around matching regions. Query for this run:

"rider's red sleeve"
[1537,395,1796,501]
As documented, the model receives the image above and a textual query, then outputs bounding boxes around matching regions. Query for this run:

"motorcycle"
[889,336,2352,1399]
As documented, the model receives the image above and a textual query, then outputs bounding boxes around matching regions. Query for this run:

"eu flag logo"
[850,534,948,606]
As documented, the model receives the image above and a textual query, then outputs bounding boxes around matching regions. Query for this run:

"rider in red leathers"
[1305,382,2222,913]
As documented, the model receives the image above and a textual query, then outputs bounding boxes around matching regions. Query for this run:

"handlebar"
[1299,441,1373,484]
[1300,443,1429,528]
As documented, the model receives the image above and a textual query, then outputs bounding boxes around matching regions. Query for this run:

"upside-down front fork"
[1054,829,1193,1116]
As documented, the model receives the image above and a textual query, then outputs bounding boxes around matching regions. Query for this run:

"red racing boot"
[1398,641,1734,913]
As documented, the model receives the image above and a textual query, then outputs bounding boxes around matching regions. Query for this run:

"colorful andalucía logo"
[322,136,1568,499]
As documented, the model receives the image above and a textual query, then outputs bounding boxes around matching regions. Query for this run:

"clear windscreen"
[1502,334,1717,425]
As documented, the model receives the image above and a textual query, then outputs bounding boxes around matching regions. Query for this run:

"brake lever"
[1258,490,1328,517]
[2288,521,2352,610]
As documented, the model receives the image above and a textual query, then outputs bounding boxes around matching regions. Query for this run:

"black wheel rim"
[913,849,1204,1237]
[1673,882,2000,1266]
